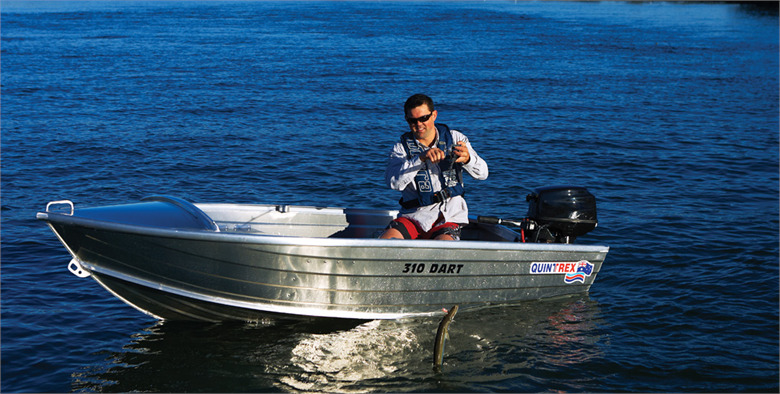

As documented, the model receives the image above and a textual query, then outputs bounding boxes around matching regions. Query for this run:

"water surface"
[2,1,778,392]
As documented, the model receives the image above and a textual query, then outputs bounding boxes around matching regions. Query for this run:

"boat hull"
[39,198,609,322]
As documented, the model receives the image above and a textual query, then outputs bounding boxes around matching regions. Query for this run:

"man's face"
[406,105,437,142]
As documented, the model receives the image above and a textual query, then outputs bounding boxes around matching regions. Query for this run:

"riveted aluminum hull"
[38,198,609,322]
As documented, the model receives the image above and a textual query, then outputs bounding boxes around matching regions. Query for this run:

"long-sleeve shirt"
[385,128,488,231]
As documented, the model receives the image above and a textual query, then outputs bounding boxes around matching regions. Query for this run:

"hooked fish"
[433,305,459,370]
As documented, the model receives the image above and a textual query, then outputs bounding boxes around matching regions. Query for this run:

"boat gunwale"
[37,210,610,253]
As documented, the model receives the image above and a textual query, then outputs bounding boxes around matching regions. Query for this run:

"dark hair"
[404,94,434,115]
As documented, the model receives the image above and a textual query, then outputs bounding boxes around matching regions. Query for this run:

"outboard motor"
[525,186,598,244]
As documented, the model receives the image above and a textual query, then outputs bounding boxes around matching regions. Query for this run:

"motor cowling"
[526,186,598,243]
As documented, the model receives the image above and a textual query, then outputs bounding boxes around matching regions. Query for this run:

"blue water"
[2,1,778,392]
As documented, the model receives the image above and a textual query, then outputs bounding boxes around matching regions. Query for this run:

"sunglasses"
[405,113,433,124]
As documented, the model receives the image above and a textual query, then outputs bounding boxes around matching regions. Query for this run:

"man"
[380,94,488,240]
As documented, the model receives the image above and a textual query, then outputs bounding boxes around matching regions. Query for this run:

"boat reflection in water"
[69,296,605,393]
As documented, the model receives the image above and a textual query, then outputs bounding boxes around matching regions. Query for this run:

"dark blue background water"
[2,1,778,392]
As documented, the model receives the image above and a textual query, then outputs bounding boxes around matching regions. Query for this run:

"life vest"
[399,123,465,209]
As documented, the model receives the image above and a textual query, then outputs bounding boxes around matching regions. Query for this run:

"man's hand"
[452,142,470,164]
[419,148,448,163]
[419,142,470,164]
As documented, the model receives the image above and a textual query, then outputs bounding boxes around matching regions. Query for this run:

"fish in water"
[433,305,459,370]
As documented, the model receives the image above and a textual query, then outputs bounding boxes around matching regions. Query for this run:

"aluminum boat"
[37,188,608,322]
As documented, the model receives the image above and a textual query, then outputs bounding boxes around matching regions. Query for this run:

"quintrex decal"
[529,260,594,284]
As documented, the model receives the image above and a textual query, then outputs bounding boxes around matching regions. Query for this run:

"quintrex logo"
[529,260,594,284]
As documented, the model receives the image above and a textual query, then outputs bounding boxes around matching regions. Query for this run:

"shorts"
[387,217,462,240]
